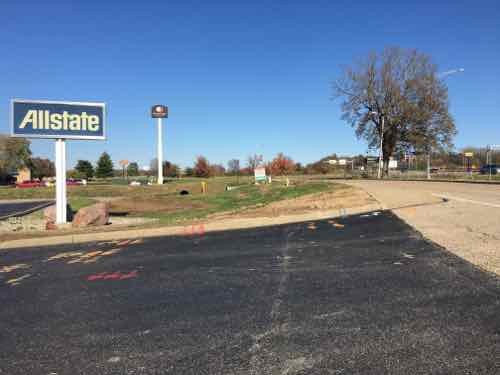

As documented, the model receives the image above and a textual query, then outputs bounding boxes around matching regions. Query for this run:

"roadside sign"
[151,104,168,184]
[11,99,105,140]
[327,159,337,165]
[338,159,347,166]
[254,167,266,182]
[10,99,106,225]
[151,105,168,118]
[464,152,473,157]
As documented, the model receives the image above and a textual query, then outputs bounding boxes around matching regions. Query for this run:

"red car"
[15,180,45,188]
[66,179,84,186]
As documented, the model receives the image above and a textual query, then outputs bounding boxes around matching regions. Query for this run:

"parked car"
[0,174,17,186]
[66,179,84,186]
[479,164,498,175]
[16,180,45,188]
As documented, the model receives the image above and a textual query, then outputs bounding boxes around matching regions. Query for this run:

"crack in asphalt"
[249,227,295,374]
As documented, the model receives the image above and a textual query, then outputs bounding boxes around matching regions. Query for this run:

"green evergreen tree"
[95,152,114,178]
[75,160,94,179]
[127,162,139,176]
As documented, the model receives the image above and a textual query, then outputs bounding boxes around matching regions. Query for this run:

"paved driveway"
[0,200,53,220]
[1,212,498,374]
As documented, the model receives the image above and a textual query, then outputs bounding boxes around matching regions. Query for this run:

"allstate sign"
[11,99,106,140]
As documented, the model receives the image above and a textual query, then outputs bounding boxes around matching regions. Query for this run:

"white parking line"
[432,193,500,208]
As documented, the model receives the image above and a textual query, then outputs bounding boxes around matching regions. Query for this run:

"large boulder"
[72,202,110,228]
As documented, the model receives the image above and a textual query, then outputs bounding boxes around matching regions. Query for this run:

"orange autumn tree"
[269,153,295,176]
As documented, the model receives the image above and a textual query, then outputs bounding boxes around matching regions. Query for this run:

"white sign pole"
[55,139,67,224]
[157,117,164,185]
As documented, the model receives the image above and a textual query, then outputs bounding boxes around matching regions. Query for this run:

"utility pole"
[426,151,431,180]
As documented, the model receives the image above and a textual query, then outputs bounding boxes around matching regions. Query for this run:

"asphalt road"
[0,200,53,220]
[0,211,499,374]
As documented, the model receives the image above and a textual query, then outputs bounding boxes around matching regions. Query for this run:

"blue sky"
[1,0,499,169]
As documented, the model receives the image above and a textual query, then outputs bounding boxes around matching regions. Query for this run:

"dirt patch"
[211,185,375,219]
[109,197,209,214]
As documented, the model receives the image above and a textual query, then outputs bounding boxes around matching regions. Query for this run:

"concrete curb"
[0,204,382,250]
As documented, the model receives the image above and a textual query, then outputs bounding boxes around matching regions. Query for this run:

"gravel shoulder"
[342,179,500,276]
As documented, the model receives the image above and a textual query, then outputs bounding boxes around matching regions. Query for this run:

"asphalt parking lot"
[0,200,53,220]
[0,211,498,374]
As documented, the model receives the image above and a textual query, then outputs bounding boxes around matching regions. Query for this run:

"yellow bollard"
[201,181,208,194]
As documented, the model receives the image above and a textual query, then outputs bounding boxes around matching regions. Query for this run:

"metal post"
[157,117,163,185]
[377,115,384,179]
[55,139,67,224]
[487,148,491,180]
[426,152,431,180]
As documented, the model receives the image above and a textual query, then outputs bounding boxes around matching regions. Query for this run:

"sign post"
[11,99,106,225]
[151,105,168,185]
[55,139,67,223]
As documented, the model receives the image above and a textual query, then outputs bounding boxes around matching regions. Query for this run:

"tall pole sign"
[11,99,106,224]
[151,105,168,185]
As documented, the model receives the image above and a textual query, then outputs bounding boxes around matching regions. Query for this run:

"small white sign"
[338,159,347,166]
[254,167,266,181]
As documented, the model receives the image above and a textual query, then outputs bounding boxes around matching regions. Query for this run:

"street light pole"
[425,68,464,180]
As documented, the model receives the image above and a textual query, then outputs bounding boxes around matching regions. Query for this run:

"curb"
[0,204,382,250]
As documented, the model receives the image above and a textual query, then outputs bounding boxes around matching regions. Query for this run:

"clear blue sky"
[1,0,499,169]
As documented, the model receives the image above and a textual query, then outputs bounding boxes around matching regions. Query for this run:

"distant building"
[15,168,31,183]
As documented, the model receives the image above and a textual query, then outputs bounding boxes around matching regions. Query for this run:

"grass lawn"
[135,181,334,225]
[0,177,337,226]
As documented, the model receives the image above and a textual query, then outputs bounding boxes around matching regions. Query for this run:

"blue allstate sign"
[11,99,106,140]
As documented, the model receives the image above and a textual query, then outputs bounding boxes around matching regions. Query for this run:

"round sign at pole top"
[151,105,168,118]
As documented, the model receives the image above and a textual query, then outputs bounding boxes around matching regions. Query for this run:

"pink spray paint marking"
[182,224,206,236]
[86,270,139,281]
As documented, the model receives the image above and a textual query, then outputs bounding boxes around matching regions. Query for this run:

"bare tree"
[246,154,263,171]
[334,47,456,175]
[227,159,240,175]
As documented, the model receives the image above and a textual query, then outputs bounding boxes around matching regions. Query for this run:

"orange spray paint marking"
[328,220,345,228]
[0,264,30,273]
[182,224,206,236]
[307,223,317,230]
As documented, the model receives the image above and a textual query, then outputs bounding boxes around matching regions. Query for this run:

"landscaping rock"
[72,202,110,228]
[43,205,57,224]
